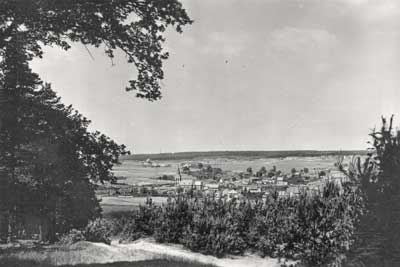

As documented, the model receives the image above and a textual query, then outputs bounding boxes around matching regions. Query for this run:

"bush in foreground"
[59,218,112,245]
[84,218,112,245]
[119,182,363,266]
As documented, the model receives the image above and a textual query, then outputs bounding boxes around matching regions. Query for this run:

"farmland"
[99,152,359,213]
[112,154,348,186]
[100,196,168,216]
[93,152,365,266]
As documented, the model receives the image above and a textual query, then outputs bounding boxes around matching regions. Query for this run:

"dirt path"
[1,239,296,267]
[58,239,295,267]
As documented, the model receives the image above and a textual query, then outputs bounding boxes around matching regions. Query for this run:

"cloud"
[336,0,367,5]
[269,27,338,55]
[264,27,340,76]
[200,31,247,56]
[336,0,400,21]
[363,1,400,21]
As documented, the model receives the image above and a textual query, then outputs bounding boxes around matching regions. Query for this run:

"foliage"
[0,0,192,243]
[341,116,400,266]
[153,195,193,243]
[0,0,192,100]
[58,218,112,245]
[119,198,159,242]
[0,75,129,242]
[246,167,253,174]
[120,182,363,265]
[84,218,112,245]
[256,166,267,177]
[58,229,86,246]
[182,197,249,257]
[158,175,175,181]
[188,165,223,180]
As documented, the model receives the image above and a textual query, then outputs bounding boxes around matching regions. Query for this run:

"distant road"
[122,150,367,161]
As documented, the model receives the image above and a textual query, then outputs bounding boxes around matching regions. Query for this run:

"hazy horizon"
[124,148,366,156]
[30,0,400,154]
[134,149,366,153]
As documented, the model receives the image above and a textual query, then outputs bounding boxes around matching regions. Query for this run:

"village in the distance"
[97,155,352,204]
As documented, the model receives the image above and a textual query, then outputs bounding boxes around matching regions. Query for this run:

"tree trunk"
[45,212,57,243]
[0,64,6,243]
[6,209,13,243]
[6,202,17,243]
[39,222,43,242]
[0,23,22,244]
[0,81,5,129]
[1,67,18,244]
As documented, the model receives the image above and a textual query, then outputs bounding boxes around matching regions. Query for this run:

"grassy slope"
[0,258,215,267]
[0,240,293,267]
[0,243,216,267]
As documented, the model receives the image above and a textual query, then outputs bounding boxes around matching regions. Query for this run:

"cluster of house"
[102,162,350,199]
[175,167,349,200]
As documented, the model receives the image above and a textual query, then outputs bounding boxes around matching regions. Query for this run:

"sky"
[30,0,400,154]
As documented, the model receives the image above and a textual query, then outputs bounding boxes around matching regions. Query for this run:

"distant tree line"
[126,150,368,161]
[182,164,223,180]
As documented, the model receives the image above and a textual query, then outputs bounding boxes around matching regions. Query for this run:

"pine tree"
[0,0,191,243]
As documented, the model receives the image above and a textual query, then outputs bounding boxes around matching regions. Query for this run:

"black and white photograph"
[0,1,399,266]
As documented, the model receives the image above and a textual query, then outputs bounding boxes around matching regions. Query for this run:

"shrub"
[120,198,159,242]
[341,116,400,266]
[58,229,86,246]
[119,182,363,265]
[153,196,193,243]
[253,195,298,258]
[106,213,133,236]
[84,218,112,245]
[182,198,248,257]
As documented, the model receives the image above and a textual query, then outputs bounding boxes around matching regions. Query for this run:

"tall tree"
[0,30,42,242]
[2,79,129,242]
[30,84,129,241]
[0,0,191,242]
[340,116,400,266]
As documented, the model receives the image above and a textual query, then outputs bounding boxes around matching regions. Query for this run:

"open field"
[113,154,354,186]
[112,160,177,186]
[100,196,168,215]
[104,154,360,214]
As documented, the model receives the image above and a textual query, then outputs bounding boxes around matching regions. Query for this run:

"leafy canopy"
[0,0,192,100]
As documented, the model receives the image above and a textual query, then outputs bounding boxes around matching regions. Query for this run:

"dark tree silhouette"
[340,116,400,266]
[0,0,191,243]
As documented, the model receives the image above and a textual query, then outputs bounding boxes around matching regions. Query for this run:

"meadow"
[100,196,168,216]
